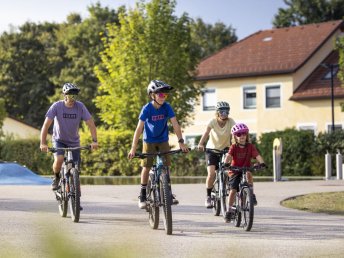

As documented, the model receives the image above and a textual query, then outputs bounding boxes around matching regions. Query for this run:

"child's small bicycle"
[225,164,266,231]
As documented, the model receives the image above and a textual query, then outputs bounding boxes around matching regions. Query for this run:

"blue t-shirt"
[139,102,175,143]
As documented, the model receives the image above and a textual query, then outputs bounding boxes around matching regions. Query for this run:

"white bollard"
[325,151,332,180]
[336,150,342,180]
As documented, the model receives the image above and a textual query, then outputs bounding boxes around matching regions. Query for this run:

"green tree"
[189,18,237,60]
[95,0,201,130]
[0,22,59,127]
[0,98,6,138]
[273,0,344,28]
[51,3,121,122]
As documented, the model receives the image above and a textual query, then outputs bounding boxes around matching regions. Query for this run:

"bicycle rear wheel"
[241,187,254,231]
[69,168,81,223]
[147,173,159,229]
[160,172,172,235]
[211,178,221,216]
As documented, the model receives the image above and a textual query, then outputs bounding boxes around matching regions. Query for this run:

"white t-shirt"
[206,117,236,150]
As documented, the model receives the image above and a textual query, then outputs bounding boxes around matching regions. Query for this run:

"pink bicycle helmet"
[231,123,249,136]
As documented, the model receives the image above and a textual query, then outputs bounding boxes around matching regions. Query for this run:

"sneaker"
[252,194,258,206]
[205,196,212,208]
[172,194,179,205]
[224,209,234,223]
[51,176,60,191]
[138,195,147,209]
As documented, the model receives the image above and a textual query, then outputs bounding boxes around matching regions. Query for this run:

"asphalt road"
[0,180,343,258]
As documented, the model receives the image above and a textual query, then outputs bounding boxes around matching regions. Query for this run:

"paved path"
[0,180,343,258]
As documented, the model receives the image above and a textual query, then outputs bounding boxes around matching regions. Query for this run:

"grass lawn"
[281,191,344,215]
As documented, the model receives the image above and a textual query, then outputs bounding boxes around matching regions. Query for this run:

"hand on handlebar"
[40,143,49,153]
[197,144,205,152]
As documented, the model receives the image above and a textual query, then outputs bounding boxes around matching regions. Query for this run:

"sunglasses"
[235,132,247,137]
[219,110,229,115]
[156,92,168,98]
[66,94,77,100]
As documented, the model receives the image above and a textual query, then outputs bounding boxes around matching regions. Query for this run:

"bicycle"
[134,149,189,235]
[49,146,90,223]
[204,148,229,219]
[225,164,266,231]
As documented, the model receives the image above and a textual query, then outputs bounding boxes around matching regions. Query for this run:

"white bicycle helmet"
[216,101,230,111]
[62,83,80,95]
[147,80,173,95]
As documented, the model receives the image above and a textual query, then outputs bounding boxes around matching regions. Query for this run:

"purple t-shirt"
[46,100,91,146]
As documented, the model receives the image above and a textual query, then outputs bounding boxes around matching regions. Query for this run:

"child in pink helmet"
[223,123,265,222]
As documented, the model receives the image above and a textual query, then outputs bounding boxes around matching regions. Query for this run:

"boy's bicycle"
[204,148,229,219]
[49,146,90,223]
[134,149,189,235]
[225,164,266,231]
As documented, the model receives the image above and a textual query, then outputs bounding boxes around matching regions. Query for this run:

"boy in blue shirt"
[128,80,189,209]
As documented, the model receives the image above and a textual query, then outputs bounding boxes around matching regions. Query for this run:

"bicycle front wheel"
[220,174,228,219]
[147,173,159,229]
[160,172,172,235]
[57,178,68,217]
[69,168,81,223]
[241,187,254,231]
[233,192,241,227]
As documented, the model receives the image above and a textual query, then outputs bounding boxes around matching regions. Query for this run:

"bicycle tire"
[69,168,81,223]
[241,187,254,231]
[233,192,241,227]
[160,172,172,235]
[58,178,68,217]
[220,174,228,218]
[147,174,159,229]
[211,178,221,216]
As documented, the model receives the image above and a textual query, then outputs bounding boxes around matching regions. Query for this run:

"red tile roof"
[290,51,344,100]
[196,20,344,80]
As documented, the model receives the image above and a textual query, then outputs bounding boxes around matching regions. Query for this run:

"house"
[2,117,41,139]
[182,20,344,146]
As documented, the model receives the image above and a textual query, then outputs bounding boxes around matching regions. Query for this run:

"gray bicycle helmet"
[62,83,80,95]
[216,101,230,111]
[147,80,173,95]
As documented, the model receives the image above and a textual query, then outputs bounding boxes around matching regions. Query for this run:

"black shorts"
[205,152,221,170]
[228,172,242,191]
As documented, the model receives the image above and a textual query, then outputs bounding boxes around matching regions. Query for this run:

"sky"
[0,0,287,40]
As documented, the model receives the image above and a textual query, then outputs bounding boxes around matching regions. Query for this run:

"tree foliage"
[0,22,59,127]
[50,3,121,122]
[273,0,344,28]
[189,18,237,60]
[95,0,201,130]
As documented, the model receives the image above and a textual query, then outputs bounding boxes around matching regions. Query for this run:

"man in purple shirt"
[40,83,98,190]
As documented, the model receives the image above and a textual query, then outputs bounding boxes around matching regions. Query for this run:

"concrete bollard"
[325,151,332,180]
[336,150,342,180]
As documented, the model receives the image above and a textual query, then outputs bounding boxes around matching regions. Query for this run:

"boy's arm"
[85,118,98,150]
[128,120,144,159]
[170,117,189,152]
[224,153,233,164]
[40,117,53,152]
[256,154,264,164]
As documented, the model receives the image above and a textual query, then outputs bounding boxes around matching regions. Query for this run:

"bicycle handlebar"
[133,148,191,159]
[224,163,267,173]
[48,145,91,153]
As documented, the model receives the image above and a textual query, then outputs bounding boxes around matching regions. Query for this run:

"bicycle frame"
[205,148,229,218]
[134,149,188,235]
[49,146,90,222]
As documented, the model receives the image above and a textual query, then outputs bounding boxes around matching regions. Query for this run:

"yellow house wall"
[2,117,41,139]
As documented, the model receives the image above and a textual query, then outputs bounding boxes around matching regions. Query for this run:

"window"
[202,89,216,111]
[298,124,316,134]
[243,86,256,109]
[266,85,280,108]
[327,124,342,132]
[323,66,339,79]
